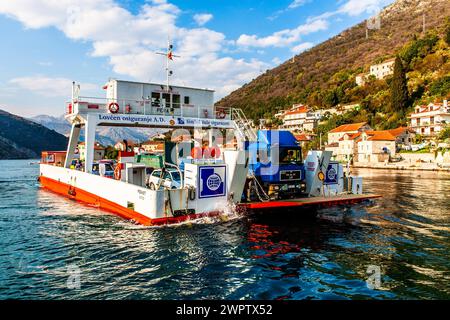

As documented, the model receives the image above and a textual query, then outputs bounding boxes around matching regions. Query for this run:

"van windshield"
[170,171,181,182]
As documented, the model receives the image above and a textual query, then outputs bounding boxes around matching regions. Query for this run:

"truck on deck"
[245,130,306,201]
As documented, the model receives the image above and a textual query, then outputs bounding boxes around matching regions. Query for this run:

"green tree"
[390,56,409,113]
[105,146,118,159]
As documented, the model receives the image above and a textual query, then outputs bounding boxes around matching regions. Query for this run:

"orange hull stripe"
[240,195,382,210]
[39,176,220,226]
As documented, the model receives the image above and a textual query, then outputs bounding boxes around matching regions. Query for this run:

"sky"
[0,0,394,117]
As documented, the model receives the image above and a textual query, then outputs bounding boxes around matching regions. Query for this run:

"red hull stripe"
[39,176,221,226]
[240,194,382,210]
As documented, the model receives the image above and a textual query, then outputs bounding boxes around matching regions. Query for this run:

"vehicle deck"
[239,193,382,210]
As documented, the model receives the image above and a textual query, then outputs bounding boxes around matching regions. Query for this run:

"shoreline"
[352,164,450,172]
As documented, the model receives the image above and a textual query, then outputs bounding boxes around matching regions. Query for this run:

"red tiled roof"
[294,133,312,141]
[285,105,308,115]
[325,142,339,148]
[339,132,363,141]
[361,131,396,141]
[329,122,367,133]
[386,127,413,137]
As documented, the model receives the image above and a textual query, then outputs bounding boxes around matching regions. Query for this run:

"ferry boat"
[39,48,379,226]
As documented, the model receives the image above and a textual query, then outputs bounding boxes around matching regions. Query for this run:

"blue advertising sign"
[324,162,339,185]
[199,166,226,199]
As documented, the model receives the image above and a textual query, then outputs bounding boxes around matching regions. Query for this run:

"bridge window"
[173,94,181,108]
[184,96,190,105]
[151,92,161,107]
[162,93,171,108]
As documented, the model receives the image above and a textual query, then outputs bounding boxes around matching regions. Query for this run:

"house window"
[184,96,190,105]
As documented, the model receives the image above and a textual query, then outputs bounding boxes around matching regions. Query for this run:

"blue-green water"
[0,159,449,299]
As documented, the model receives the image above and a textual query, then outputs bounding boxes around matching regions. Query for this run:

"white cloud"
[38,61,53,67]
[291,42,314,53]
[0,1,266,100]
[193,13,213,26]
[338,0,387,16]
[237,19,328,48]
[288,0,308,10]
[9,76,97,97]
[268,0,310,20]
[308,0,391,22]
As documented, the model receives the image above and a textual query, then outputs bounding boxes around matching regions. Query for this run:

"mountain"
[30,114,72,136]
[217,0,450,121]
[30,115,165,146]
[0,109,68,159]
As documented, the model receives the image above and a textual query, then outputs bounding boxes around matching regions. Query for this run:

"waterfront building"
[294,133,314,147]
[140,141,165,154]
[386,127,416,150]
[327,122,372,145]
[356,131,396,163]
[78,142,105,161]
[114,140,135,151]
[278,104,321,132]
[409,100,450,137]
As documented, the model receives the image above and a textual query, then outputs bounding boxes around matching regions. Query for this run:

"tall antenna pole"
[422,13,426,34]
[156,37,180,92]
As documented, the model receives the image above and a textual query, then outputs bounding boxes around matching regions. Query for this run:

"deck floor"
[239,193,381,210]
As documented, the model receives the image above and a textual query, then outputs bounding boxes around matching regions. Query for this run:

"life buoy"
[191,146,203,159]
[114,164,122,180]
[216,108,226,119]
[203,146,221,159]
[109,102,120,114]
[211,146,221,158]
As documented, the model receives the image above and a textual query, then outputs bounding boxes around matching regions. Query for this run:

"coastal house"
[386,127,416,150]
[327,122,372,145]
[140,140,165,154]
[114,140,135,152]
[369,59,395,80]
[355,58,395,86]
[409,100,450,137]
[334,132,362,162]
[294,133,314,147]
[356,131,396,163]
[278,104,321,132]
[355,73,367,86]
[78,142,105,161]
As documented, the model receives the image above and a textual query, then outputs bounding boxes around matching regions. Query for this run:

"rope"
[249,174,270,202]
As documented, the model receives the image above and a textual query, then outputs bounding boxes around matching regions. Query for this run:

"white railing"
[66,96,232,120]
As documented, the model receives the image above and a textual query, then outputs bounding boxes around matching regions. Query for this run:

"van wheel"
[149,182,156,190]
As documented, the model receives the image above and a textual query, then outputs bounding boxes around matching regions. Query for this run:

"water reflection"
[0,162,449,299]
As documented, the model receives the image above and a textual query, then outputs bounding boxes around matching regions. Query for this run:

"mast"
[156,37,180,92]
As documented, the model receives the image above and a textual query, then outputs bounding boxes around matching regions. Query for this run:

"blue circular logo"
[327,168,337,181]
[207,174,222,191]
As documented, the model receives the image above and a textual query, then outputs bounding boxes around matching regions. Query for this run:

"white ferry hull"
[39,164,227,226]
